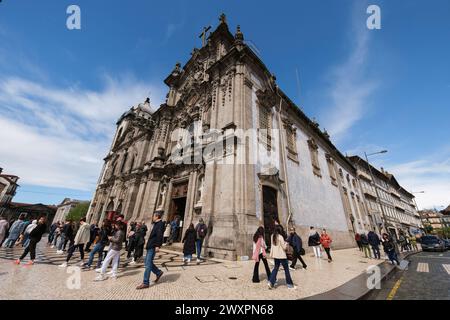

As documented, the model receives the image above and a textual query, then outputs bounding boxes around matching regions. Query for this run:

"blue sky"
[0,0,449,209]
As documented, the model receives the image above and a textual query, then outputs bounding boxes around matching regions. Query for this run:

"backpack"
[197,224,207,238]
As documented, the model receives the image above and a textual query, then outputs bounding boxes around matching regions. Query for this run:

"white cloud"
[320,5,378,143]
[386,156,450,210]
[0,75,166,191]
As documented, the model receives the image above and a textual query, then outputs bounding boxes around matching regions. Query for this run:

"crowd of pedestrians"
[2,210,428,292]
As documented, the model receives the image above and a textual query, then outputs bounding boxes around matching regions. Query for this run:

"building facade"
[52,198,88,224]
[86,15,422,259]
[348,156,422,239]
[0,167,20,216]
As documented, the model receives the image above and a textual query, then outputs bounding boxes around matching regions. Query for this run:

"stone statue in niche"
[195,176,205,207]
[157,184,167,209]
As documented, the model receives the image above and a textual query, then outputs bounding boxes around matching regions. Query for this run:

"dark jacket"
[195,223,208,240]
[360,234,369,246]
[146,220,165,250]
[135,226,146,247]
[109,229,124,251]
[308,232,321,246]
[29,223,47,242]
[63,223,74,240]
[382,238,395,253]
[182,228,197,255]
[287,233,303,253]
[367,231,381,247]
[99,226,111,245]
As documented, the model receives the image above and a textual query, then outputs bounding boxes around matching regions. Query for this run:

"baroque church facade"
[86,15,372,260]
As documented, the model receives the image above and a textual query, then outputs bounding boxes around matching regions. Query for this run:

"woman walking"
[382,233,400,265]
[320,229,333,262]
[252,226,271,283]
[60,218,91,267]
[14,216,47,265]
[308,226,321,258]
[129,222,146,265]
[94,221,125,281]
[268,225,296,290]
[83,219,112,270]
[21,220,38,248]
[182,223,196,264]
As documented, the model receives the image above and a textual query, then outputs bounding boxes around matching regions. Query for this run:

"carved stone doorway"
[168,181,189,242]
[262,186,278,248]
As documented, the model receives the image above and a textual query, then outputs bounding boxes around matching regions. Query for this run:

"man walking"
[0,216,10,246]
[136,211,165,289]
[56,220,74,253]
[360,233,372,259]
[15,216,47,265]
[287,227,307,270]
[195,218,207,263]
[367,229,381,259]
[3,213,26,248]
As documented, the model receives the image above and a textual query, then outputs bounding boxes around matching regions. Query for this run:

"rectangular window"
[326,154,337,186]
[283,120,298,162]
[307,138,321,177]
[258,106,272,151]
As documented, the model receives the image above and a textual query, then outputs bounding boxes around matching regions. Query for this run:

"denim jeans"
[3,237,18,248]
[143,248,162,285]
[184,254,192,261]
[57,234,66,251]
[86,242,105,268]
[196,239,203,259]
[371,245,381,259]
[269,258,293,286]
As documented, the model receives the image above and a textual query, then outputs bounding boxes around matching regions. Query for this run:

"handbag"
[286,244,294,260]
[299,247,306,256]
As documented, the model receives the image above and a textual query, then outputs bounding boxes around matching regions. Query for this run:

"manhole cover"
[228,277,237,280]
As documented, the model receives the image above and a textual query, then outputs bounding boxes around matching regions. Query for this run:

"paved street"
[0,241,386,300]
[366,251,450,300]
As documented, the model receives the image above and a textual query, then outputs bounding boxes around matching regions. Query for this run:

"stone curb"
[303,251,420,300]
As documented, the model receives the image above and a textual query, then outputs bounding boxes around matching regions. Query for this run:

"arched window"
[120,152,128,173]
[116,202,122,215]
[106,201,114,212]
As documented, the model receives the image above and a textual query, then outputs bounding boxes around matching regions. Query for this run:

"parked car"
[442,239,450,250]
[420,236,446,252]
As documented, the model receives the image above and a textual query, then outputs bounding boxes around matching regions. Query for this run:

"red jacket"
[320,234,332,248]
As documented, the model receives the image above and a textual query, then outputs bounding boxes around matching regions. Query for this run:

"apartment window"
[258,105,272,151]
[325,154,338,186]
[307,138,321,177]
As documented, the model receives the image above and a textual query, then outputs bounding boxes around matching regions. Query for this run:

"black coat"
[308,232,320,246]
[182,228,197,255]
[29,223,47,242]
[146,220,164,250]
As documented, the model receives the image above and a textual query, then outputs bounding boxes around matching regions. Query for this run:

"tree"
[424,224,433,234]
[66,202,90,222]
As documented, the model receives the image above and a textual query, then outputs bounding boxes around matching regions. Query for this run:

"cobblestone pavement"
[367,251,450,300]
[0,241,385,300]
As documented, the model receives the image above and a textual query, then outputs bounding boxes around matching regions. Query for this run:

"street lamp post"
[411,191,425,235]
[364,150,389,236]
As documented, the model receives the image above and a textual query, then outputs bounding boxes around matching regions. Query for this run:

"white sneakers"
[56,250,64,254]
[95,268,102,273]
[94,274,106,281]
[59,262,67,268]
